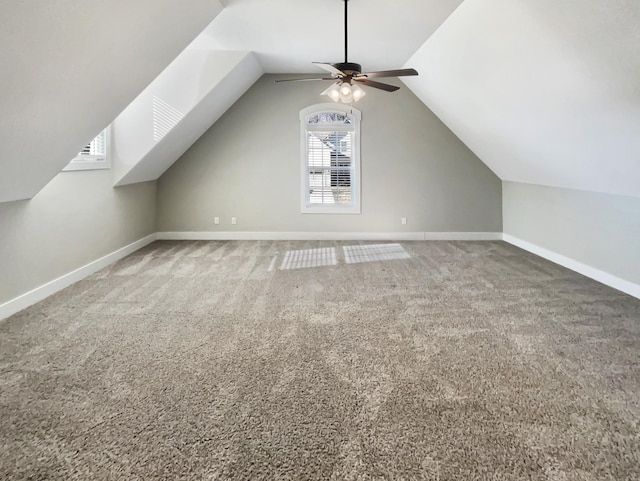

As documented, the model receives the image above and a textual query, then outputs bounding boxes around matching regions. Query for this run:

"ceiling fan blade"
[275,77,335,83]
[312,62,346,77]
[353,78,400,92]
[356,68,419,79]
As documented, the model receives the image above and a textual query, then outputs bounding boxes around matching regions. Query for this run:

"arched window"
[300,104,361,214]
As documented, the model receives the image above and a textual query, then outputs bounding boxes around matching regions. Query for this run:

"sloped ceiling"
[0,0,223,203]
[403,0,640,198]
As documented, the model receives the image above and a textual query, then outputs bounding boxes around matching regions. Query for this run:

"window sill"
[63,158,111,172]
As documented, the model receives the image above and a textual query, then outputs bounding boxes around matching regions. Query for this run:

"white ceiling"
[404,0,640,198]
[193,0,463,73]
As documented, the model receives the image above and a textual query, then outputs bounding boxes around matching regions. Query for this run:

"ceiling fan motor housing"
[333,62,362,75]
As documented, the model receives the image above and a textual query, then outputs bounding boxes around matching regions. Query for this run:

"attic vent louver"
[153,96,184,142]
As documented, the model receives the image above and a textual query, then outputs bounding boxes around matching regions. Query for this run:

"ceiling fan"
[276,0,418,103]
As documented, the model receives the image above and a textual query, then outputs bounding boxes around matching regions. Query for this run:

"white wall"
[0,171,156,306]
[157,74,502,235]
[503,181,640,292]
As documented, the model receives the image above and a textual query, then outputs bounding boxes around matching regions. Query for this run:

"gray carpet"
[1,240,639,480]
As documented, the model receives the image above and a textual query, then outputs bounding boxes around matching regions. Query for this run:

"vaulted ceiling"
[1,0,638,204]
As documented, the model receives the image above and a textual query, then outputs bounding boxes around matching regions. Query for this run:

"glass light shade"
[351,84,366,102]
[325,83,341,102]
[339,83,353,103]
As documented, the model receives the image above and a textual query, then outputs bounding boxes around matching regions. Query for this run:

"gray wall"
[157,74,502,234]
[0,170,156,305]
[503,181,640,285]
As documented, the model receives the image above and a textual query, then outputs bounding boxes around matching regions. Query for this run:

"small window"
[63,128,110,171]
[300,104,361,214]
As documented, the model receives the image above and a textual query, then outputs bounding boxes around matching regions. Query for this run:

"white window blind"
[306,131,353,205]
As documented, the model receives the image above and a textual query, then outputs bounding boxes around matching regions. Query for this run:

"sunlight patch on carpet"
[343,243,410,264]
[280,247,337,270]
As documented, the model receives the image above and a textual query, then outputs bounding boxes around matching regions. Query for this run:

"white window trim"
[300,103,361,214]
[63,127,111,172]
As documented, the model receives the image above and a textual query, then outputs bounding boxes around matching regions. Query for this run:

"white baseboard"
[423,232,502,241]
[0,234,158,321]
[156,231,503,241]
[503,234,640,299]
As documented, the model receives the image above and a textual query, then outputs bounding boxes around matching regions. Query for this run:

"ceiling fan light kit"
[350,84,365,102]
[276,0,418,104]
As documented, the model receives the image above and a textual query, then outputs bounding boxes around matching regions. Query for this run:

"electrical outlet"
[401,217,407,225]
[214,217,220,225]
[231,217,237,225]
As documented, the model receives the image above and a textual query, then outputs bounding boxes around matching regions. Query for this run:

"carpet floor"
[1,240,639,480]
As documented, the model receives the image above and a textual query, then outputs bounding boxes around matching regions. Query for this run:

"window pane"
[307,168,352,205]
[307,131,352,168]
[78,130,106,157]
